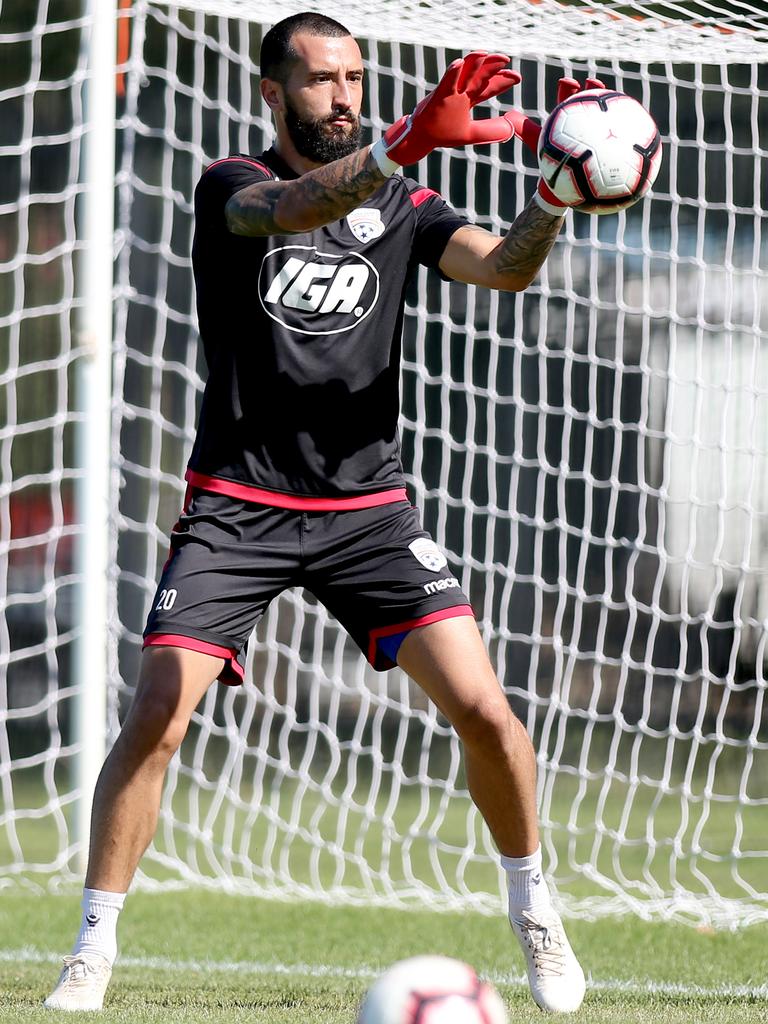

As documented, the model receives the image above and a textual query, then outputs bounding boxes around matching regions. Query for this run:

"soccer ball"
[538,88,662,214]
[356,955,508,1024]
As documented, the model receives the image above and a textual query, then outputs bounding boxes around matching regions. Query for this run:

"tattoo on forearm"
[226,149,388,236]
[494,200,564,278]
[300,148,387,222]
[226,182,289,235]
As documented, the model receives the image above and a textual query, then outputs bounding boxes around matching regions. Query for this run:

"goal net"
[2,0,767,929]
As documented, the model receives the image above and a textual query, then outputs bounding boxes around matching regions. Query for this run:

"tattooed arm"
[438,199,564,291]
[225,146,388,236]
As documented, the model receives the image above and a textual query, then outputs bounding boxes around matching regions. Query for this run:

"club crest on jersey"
[408,538,448,573]
[346,208,385,244]
[258,245,380,335]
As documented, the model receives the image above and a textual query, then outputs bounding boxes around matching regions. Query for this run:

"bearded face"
[283,95,362,163]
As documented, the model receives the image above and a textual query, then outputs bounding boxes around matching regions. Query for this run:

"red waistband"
[185,470,408,511]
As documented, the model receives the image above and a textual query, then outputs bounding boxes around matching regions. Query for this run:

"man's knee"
[122,688,190,760]
[450,687,520,753]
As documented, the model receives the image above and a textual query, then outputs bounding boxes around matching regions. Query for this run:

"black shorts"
[143,489,472,684]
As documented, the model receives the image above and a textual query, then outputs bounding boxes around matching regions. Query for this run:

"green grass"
[3,735,767,1021]
[0,890,766,1023]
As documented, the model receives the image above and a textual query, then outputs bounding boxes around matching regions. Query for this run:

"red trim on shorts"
[367,604,474,665]
[204,156,272,177]
[185,470,408,511]
[409,187,439,208]
[143,633,245,684]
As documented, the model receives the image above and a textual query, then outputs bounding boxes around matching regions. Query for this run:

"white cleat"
[510,907,586,1013]
[43,953,112,1012]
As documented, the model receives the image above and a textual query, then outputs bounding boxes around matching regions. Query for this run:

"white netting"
[164,0,768,62]
[1,0,767,929]
[0,0,87,879]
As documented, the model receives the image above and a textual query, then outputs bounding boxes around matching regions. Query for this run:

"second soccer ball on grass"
[538,88,662,214]
[356,955,507,1024]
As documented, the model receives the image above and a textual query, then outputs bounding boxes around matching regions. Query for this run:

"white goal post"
[1,0,767,929]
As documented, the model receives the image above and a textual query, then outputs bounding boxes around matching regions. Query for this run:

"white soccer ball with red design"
[356,955,507,1024]
[538,89,662,214]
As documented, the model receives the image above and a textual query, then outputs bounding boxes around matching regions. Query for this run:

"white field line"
[2,948,767,1001]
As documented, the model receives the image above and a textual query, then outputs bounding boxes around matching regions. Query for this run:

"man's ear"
[261,77,284,114]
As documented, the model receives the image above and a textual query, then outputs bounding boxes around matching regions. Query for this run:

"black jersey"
[187,148,468,509]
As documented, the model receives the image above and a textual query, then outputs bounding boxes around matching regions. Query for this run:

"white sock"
[72,888,126,966]
[500,846,552,918]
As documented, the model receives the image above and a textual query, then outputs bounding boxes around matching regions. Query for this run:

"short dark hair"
[260,12,352,85]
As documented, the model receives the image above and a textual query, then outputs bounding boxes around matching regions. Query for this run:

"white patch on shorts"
[408,537,448,572]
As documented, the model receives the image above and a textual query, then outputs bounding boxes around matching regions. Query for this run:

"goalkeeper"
[46,11,591,1015]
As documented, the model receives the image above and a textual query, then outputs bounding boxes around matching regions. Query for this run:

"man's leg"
[44,645,223,1011]
[397,614,538,857]
[85,646,222,891]
[396,615,586,1014]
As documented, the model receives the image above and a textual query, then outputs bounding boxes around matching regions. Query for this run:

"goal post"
[72,0,118,877]
[1,0,767,930]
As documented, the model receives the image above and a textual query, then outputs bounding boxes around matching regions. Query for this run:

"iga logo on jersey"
[409,538,448,572]
[346,208,385,243]
[258,245,380,335]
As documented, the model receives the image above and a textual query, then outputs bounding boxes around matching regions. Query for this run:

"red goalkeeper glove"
[371,51,521,173]
[504,77,607,215]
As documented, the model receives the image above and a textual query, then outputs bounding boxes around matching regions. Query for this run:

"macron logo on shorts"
[259,245,380,335]
[409,538,448,572]
[423,577,460,595]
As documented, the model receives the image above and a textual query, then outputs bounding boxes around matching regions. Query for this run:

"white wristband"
[370,139,400,177]
[533,190,568,217]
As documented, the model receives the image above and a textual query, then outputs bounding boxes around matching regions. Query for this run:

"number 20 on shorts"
[155,588,177,611]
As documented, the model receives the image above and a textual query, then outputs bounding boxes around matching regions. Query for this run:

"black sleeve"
[402,177,470,273]
[194,156,274,230]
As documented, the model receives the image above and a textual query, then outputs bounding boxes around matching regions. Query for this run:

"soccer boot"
[509,907,586,1013]
[43,952,112,1011]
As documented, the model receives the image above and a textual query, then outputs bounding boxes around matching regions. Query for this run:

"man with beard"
[45,11,587,1016]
